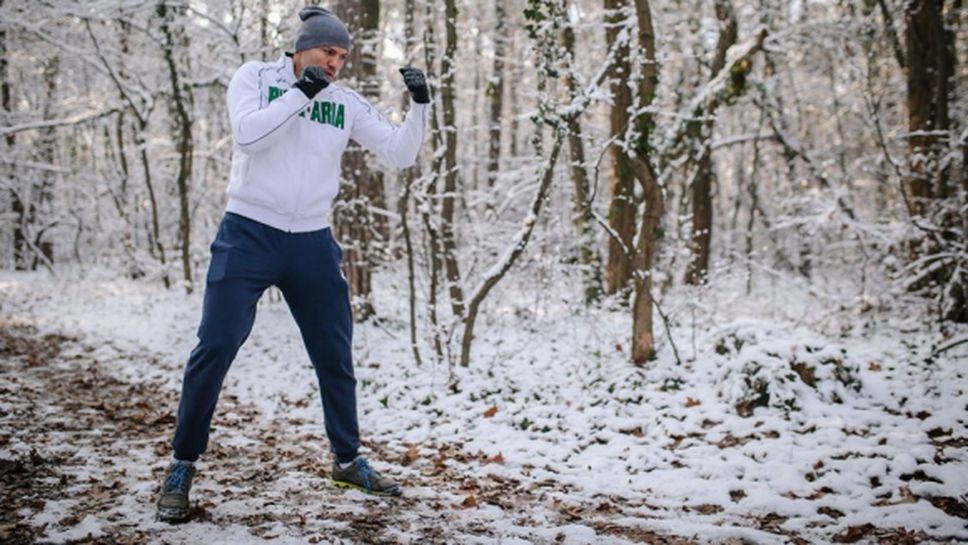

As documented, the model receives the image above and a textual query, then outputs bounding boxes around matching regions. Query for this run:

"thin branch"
[0,107,122,137]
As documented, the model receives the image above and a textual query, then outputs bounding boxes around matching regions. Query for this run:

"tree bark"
[629,0,662,364]
[485,0,507,188]
[684,0,737,285]
[399,0,423,365]
[562,21,603,303]
[421,0,446,361]
[904,0,951,212]
[335,0,384,320]
[32,55,59,270]
[440,0,465,318]
[158,1,195,293]
[903,0,963,322]
[604,0,636,296]
[1,3,23,270]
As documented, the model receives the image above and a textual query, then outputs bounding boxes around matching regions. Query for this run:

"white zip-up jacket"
[225,54,429,232]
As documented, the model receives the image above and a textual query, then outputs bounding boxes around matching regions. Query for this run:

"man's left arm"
[349,68,431,169]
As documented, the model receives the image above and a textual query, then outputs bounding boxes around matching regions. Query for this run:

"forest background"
[0,0,965,543]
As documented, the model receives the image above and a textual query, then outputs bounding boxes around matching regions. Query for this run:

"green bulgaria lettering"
[268,86,344,129]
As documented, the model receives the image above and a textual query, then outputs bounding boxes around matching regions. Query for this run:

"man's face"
[294,45,349,80]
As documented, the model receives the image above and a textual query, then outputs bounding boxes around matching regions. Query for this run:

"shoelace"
[165,463,192,493]
[357,458,374,490]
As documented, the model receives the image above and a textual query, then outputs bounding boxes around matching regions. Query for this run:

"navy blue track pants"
[172,212,359,463]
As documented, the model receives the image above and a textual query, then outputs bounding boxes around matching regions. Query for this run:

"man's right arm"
[227,62,310,154]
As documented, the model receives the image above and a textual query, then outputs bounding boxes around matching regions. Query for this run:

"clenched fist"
[293,66,330,99]
[398,67,430,104]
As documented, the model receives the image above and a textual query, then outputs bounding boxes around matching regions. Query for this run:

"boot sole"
[331,479,402,497]
[157,505,190,523]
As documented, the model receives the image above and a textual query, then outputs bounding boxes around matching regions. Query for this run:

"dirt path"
[1,322,700,544]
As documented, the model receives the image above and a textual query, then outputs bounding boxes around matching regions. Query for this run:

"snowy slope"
[1,267,965,544]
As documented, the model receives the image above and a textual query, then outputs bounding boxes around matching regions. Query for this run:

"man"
[156,6,430,522]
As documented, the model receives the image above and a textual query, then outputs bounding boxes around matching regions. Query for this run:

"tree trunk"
[440,0,465,318]
[684,0,737,285]
[32,55,59,270]
[398,0,423,365]
[461,133,564,367]
[421,0,446,361]
[630,0,662,364]
[904,0,951,212]
[259,0,271,61]
[562,21,603,303]
[508,32,521,159]
[604,0,636,296]
[485,0,507,188]
[335,0,384,321]
[158,1,194,293]
[1,4,22,270]
[904,0,964,322]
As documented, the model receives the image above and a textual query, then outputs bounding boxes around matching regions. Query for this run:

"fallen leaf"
[620,426,644,437]
[483,406,498,418]
[400,443,418,466]
[595,501,616,513]
[836,523,875,543]
[686,397,701,408]
[694,503,723,514]
[818,506,844,519]
[897,486,919,504]
[461,495,477,508]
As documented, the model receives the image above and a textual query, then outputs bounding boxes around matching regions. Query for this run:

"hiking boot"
[331,457,402,497]
[156,460,196,522]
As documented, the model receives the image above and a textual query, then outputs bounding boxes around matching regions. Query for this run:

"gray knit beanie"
[293,7,351,53]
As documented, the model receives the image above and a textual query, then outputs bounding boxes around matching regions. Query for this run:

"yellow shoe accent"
[331,478,398,496]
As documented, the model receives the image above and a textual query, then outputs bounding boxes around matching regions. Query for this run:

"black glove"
[293,66,329,99]
[399,67,430,104]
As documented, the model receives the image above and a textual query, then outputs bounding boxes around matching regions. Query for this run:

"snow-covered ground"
[1,266,966,544]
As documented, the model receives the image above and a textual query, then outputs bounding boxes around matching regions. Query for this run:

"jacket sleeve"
[349,96,430,168]
[227,62,310,154]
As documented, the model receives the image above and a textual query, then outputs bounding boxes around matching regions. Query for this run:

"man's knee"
[188,331,243,370]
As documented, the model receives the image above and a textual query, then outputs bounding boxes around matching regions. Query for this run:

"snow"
[2,266,966,543]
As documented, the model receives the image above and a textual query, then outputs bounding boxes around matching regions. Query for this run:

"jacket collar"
[281,54,297,83]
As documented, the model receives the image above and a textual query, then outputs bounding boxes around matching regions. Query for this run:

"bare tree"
[399,0,423,365]
[904,0,954,213]
[628,0,662,364]
[83,13,170,288]
[684,0,737,285]
[461,0,615,367]
[334,0,385,320]
[562,13,603,303]
[603,0,636,296]
[485,0,508,188]
[903,0,965,322]
[440,0,465,319]
[157,0,196,293]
